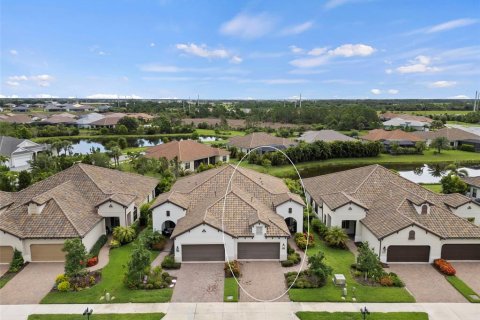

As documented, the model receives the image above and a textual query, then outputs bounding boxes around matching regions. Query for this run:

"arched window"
[421,204,428,215]
[408,230,415,240]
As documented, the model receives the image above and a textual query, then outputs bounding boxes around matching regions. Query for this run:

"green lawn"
[196,128,245,137]
[118,162,163,179]
[420,183,442,193]
[28,314,164,320]
[288,233,414,302]
[446,121,480,127]
[41,242,172,304]
[0,272,16,289]
[296,312,428,320]
[446,276,480,303]
[239,149,480,178]
[224,277,239,302]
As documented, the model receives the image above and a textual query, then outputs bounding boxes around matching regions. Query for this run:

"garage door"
[30,244,65,262]
[237,242,280,259]
[0,246,14,264]
[387,245,430,262]
[182,244,225,262]
[441,244,480,260]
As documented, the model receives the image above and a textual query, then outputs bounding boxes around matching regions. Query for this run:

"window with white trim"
[255,226,263,235]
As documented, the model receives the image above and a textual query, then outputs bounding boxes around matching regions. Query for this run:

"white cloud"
[396,55,440,74]
[9,49,18,55]
[289,45,304,54]
[86,94,142,99]
[9,75,28,81]
[385,69,393,74]
[388,89,399,94]
[429,80,457,88]
[36,94,58,98]
[6,81,20,87]
[150,42,155,47]
[290,43,375,68]
[0,94,18,98]
[371,89,381,95]
[220,13,276,39]
[175,43,241,63]
[280,21,313,36]
[229,56,243,64]
[449,95,469,99]
[425,18,478,33]
[5,74,54,87]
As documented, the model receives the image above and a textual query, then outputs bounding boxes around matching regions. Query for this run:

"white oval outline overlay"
[221,145,311,302]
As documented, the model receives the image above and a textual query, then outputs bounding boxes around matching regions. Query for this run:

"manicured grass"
[296,312,429,320]
[239,149,480,178]
[420,183,442,193]
[196,128,245,137]
[122,146,149,154]
[118,162,163,179]
[288,233,414,302]
[28,313,165,320]
[0,272,16,289]
[446,276,480,303]
[41,242,172,304]
[224,277,239,302]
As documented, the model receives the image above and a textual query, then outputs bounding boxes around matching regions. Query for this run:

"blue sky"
[1,0,479,99]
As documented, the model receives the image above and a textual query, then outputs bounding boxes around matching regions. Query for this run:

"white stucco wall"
[152,202,186,232]
[358,223,381,256]
[82,220,106,252]
[173,224,235,262]
[324,203,366,241]
[451,202,480,226]
[275,201,304,233]
[0,231,23,263]
[11,153,33,169]
[236,237,288,260]
[23,238,66,262]
[97,201,127,226]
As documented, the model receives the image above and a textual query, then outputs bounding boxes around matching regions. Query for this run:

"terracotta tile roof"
[145,140,229,162]
[413,127,480,142]
[380,112,433,123]
[462,176,480,189]
[0,114,32,124]
[228,132,297,149]
[0,163,158,239]
[151,164,304,238]
[91,115,124,126]
[304,165,480,239]
[361,129,423,142]
[298,130,356,143]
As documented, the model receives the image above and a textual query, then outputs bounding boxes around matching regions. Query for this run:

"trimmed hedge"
[89,235,108,258]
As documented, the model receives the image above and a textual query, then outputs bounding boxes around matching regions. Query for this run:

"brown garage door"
[0,246,14,264]
[182,244,225,262]
[237,242,280,259]
[387,245,430,262]
[441,244,480,260]
[30,244,65,262]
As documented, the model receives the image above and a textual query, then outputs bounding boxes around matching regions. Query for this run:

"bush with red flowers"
[434,259,456,276]
[86,256,98,267]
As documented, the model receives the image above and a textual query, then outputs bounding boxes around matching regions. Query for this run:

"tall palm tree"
[446,163,469,178]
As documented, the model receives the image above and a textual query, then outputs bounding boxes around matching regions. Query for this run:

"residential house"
[145,139,230,172]
[151,164,305,262]
[304,165,480,263]
[413,127,480,150]
[383,117,430,131]
[461,176,480,209]
[0,136,49,171]
[228,132,297,154]
[12,105,30,113]
[380,112,433,123]
[0,114,33,124]
[41,113,77,125]
[76,112,105,128]
[297,130,356,143]
[0,163,158,263]
[44,103,65,112]
[90,113,125,128]
[361,129,423,150]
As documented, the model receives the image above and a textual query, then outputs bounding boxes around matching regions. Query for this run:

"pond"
[70,138,163,154]
[295,163,480,184]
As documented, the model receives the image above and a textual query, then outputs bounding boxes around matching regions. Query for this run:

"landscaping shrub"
[311,219,328,238]
[224,260,241,278]
[379,275,394,286]
[110,239,121,249]
[389,272,405,287]
[281,260,294,267]
[161,255,181,270]
[459,144,475,152]
[86,256,98,267]
[57,280,71,292]
[324,227,348,248]
[113,226,136,244]
[307,252,332,286]
[131,221,140,235]
[294,232,315,250]
[288,252,301,265]
[434,259,456,276]
[139,203,151,226]
[8,249,24,273]
[124,243,151,289]
[356,242,383,281]
[140,266,173,290]
[63,238,87,278]
[88,235,107,258]
[55,274,69,285]
[140,228,166,250]
[285,270,326,288]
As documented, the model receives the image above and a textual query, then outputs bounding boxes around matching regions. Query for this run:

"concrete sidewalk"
[1,302,480,320]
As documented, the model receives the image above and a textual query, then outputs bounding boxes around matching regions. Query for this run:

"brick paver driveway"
[0,262,63,304]
[0,265,8,277]
[170,263,224,302]
[388,264,466,302]
[452,262,480,294]
[239,261,289,302]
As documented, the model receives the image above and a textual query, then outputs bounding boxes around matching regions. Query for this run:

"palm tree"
[446,163,469,178]
[108,147,122,167]
[324,226,349,248]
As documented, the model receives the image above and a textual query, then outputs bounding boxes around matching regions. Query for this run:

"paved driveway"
[388,264,466,302]
[452,262,480,294]
[0,265,8,277]
[0,262,63,305]
[239,261,289,302]
[171,263,224,302]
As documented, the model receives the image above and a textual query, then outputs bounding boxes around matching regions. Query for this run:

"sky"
[1,0,479,99]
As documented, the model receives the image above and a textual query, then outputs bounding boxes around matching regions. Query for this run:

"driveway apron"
[171,263,224,302]
[239,261,290,302]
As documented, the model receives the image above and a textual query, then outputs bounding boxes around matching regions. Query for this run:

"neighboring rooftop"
[383,117,430,128]
[151,164,304,238]
[462,176,480,188]
[413,127,480,142]
[145,139,229,162]
[297,130,356,143]
[362,129,423,142]
[304,164,480,239]
[380,112,433,123]
[228,132,297,149]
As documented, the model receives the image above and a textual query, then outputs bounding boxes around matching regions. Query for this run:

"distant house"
[227,132,297,154]
[3,103,16,109]
[414,127,480,150]
[44,103,64,112]
[380,112,433,123]
[361,129,422,149]
[0,114,33,124]
[145,140,230,172]
[0,136,49,171]
[41,114,77,125]
[90,114,125,128]
[462,177,480,209]
[12,105,29,113]
[126,113,155,122]
[297,130,356,143]
[383,117,430,131]
[96,105,111,112]
[76,113,105,128]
